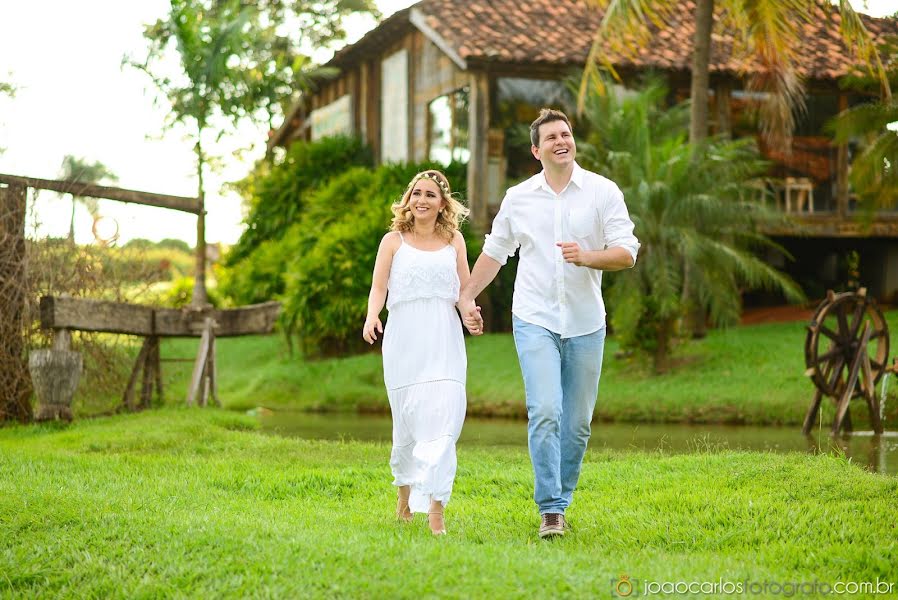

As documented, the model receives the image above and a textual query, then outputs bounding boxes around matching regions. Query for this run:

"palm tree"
[580,0,892,153]
[831,34,898,211]
[831,100,898,210]
[59,155,118,244]
[577,77,805,371]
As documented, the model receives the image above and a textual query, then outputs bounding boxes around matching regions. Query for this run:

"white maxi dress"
[382,234,467,513]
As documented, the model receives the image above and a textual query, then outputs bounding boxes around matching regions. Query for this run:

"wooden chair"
[784,177,814,213]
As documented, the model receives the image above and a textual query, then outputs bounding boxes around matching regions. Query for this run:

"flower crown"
[413,172,451,197]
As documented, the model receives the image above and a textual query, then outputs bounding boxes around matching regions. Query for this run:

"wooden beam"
[467,70,491,228]
[39,296,280,337]
[41,296,155,336]
[762,214,898,238]
[0,173,201,214]
[409,7,467,70]
[154,302,281,337]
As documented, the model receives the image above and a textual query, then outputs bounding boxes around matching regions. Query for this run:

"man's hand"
[457,298,484,336]
[557,242,590,267]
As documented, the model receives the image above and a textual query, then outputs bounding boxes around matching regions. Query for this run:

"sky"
[0,0,894,246]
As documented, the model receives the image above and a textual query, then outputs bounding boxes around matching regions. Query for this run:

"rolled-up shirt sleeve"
[603,186,640,266]
[482,195,519,265]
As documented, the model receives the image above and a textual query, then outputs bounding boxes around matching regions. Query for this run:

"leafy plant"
[578,77,805,372]
[226,136,374,266]
[581,0,891,153]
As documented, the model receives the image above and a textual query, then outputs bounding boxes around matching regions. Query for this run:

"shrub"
[159,276,222,309]
[226,136,374,266]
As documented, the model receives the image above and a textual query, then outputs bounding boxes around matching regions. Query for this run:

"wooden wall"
[299,29,466,165]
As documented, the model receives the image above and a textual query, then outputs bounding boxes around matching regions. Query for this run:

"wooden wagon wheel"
[802,288,889,435]
[804,289,890,397]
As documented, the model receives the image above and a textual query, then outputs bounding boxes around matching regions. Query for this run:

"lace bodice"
[386,240,459,310]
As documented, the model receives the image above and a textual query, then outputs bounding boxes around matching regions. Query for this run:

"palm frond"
[836,0,892,101]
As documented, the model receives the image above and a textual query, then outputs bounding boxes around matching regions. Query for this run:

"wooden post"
[192,193,208,308]
[0,183,33,422]
[186,318,216,407]
[140,337,160,409]
[831,322,871,434]
[836,92,849,217]
[30,328,80,422]
[152,338,163,405]
[468,70,491,228]
[715,82,732,138]
[123,337,152,411]
[801,388,824,435]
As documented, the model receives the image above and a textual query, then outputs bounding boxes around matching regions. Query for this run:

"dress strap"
[398,232,404,243]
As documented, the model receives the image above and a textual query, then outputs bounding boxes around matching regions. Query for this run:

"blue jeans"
[512,315,605,515]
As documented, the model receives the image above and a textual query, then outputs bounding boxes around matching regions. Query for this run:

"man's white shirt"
[482,161,640,338]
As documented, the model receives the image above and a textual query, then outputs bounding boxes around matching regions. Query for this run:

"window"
[310,95,352,141]
[428,88,470,165]
[381,49,408,163]
[495,78,573,182]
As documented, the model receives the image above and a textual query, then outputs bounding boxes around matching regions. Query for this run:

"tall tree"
[59,155,118,243]
[127,0,375,306]
[580,0,892,153]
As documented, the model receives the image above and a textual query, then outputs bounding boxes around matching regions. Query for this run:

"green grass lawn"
[112,310,896,427]
[1,410,895,598]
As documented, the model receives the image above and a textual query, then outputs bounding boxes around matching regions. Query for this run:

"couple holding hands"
[363,108,640,537]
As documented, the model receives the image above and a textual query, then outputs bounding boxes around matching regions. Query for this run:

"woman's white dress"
[382,235,467,513]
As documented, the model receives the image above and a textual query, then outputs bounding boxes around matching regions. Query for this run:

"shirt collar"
[532,161,584,193]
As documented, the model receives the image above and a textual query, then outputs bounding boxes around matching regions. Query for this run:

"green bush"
[226,136,374,266]
[159,276,222,309]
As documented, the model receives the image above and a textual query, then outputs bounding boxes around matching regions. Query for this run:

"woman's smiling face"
[409,178,445,223]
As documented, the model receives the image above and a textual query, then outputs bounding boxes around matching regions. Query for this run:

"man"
[458,108,639,538]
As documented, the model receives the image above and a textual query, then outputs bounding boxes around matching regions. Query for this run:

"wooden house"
[268,0,898,301]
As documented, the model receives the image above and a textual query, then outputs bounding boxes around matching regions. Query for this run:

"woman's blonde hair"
[390,170,469,241]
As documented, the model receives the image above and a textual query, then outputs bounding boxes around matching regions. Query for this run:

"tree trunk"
[685,0,715,336]
[192,134,209,308]
[682,260,707,339]
[0,183,34,422]
[689,0,714,149]
[68,195,76,243]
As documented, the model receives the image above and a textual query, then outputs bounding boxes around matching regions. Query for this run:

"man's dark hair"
[529,108,573,147]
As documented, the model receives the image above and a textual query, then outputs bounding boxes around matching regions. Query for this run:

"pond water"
[259,412,898,476]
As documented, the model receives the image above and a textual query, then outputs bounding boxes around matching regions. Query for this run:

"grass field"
[90,310,896,427]
[1,409,895,598]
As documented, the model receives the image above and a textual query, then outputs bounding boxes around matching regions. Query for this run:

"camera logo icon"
[612,574,638,597]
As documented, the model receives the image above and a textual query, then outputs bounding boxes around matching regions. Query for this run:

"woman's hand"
[362,316,383,344]
[457,299,483,336]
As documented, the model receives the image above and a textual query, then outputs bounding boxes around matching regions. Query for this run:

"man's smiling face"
[532,119,576,169]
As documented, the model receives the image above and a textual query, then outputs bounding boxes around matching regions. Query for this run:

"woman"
[362,170,475,535]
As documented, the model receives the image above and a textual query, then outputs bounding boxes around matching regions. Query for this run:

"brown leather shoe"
[539,513,566,538]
